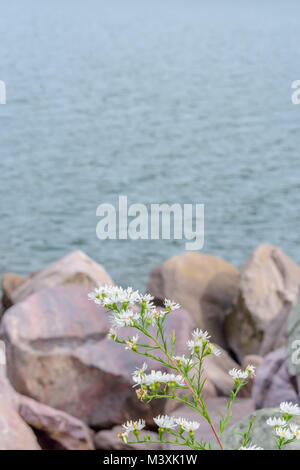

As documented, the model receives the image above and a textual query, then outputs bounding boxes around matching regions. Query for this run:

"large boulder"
[253,348,299,409]
[18,395,94,450]
[222,407,300,450]
[225,244,300,362]
[0,366,41,450]
[1,272,27,311]
[147,252,239,349]
[1,286,195,428]
[10,250,114,306]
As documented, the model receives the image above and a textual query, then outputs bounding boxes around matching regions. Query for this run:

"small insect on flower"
[136,388,148,400]
[153,415,177,429]
[266,417,287,427]
[228,368,248,380]
[123,419,146,432]
[239,444,264,450]
[289,424,300,439]
[275,426,294,440]
[118,431,129,443]
[164,299,181,310]
[175,418,200,432]
[125,335,139,350]
[280,402,300,416]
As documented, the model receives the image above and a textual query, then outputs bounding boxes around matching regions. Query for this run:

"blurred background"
[1,0,300,290]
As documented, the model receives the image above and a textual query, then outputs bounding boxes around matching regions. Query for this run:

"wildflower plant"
[89,285,299,451]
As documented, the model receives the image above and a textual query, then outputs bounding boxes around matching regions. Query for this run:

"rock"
[253,348,298,409]
[1,273,27,310]
[94,425,165,450]
[1,286,194,428]
[167,397,254,449]
[10,250,114,305]
[259,304,291,357]
[222,407,300,450]
[0,366,41,450]
[225,244,300,362]
[147,252,239,349]
[18,395,94,450]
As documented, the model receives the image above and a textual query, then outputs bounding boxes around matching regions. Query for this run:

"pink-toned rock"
[225,244,300,362]
[0,367,41,450]
[94,426,165,450]
[18,395,94,450]
[1,272,27,311]
[1,286,195,428]
[253,348,299,409]
[147,252,239,348]
[11,250,114,305]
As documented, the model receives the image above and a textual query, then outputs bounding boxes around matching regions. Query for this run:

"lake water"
[1,0,300,291]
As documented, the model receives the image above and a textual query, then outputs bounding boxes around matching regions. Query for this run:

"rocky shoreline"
[0,245,299,450]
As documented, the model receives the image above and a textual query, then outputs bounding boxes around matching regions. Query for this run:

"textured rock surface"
[18,395,95,450]
[225,244,300,362]
[0,366,41,450]
[253,348,298,409]
[287,295,300,376]
[94,426,165,450]
[222,407,300,450]
[1,286,194,428]
[11,250,114,305]
[147,252,239,348]
[1,272,27,311]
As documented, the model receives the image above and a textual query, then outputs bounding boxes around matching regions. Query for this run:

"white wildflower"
[173,355,194,366]
[245,364,256,377]
[266,417,286,427]
[164,299,180,310]
[275,426,294,440]
[175,417,200,432]
[153,415,176,429]
[122,419,145,432]
[125,335,139,350]
[110,309,140,328]
[207,343,221,356]
[289,424,300,439]
[239,444,264,450]
[280,402,300,416]
[107,327,118,340]
[228,368,248,380]
[192,329,211,342]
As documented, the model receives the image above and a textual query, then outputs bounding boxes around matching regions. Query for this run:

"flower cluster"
[187,328,221,357]
[266,402,300,449]
[89,284,298,451]
[133,366,184,388]
[89,285,180,333]
[228,365,256,381]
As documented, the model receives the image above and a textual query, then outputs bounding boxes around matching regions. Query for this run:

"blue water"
[1,0,300,290]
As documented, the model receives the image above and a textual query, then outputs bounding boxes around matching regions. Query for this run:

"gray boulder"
[222,408,300,450]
